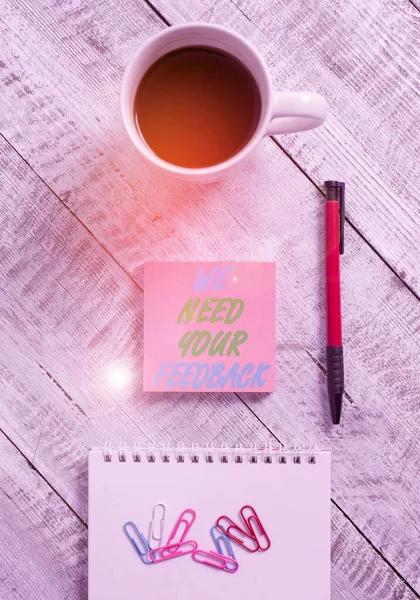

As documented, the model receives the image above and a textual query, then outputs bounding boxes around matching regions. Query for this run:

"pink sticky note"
[144,262,276,392]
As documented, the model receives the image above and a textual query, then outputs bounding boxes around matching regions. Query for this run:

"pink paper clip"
[240,505,271,551]
[150,540,197,563]
[192,549,239,573]
[216,516,259,553]
[166,509,196,547]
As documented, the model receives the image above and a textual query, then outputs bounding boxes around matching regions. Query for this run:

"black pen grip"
[326,346,344,394]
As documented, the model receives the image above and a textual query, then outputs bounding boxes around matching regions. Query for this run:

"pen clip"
[324,180,345,254]
[337,182,345,255]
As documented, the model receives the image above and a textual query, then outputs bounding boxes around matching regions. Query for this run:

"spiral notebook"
[88,446,331,600]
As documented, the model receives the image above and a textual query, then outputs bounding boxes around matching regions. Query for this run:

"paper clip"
[216,516,259,553]
[193,549,239,573]
[150,540,197,563]
[211,526,237,571]
[123,522,154,565]
[166,508,196,547]
[148,502,166,546]
[211,525,235,556]
[240,505,271,551]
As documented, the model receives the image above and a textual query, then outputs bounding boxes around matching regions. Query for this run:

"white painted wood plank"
[0,0,419,593]
[0,431,417,600]
[0,432,87,600]
[0,136,276,521]
[330,508,418,600]
[144,0,420,294]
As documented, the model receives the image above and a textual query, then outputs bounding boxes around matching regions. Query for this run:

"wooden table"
[1,0,419,598]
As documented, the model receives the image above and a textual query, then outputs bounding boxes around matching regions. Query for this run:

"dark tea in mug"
[133,46,262,168]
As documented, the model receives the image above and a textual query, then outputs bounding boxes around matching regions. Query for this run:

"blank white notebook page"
[89,447,331,600]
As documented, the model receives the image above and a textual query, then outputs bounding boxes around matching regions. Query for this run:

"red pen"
[324,181,345,424]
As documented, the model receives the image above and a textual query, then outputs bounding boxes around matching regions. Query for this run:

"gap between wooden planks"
[1,125,419,600]
[143,0,420,294]
[0,0,419,597]
[0,428,418,600]
[2,0,419,299]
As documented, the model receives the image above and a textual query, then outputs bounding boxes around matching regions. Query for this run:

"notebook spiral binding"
[101,442,318,465]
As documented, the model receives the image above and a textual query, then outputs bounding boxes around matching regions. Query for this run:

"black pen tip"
[329,393,343,425]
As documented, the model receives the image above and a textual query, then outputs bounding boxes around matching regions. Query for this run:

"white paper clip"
[148,502,166,546]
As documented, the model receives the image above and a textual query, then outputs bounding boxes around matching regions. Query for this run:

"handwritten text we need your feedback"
[153,265,272,390]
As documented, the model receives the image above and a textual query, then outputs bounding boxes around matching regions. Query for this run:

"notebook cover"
[88,447,330,600]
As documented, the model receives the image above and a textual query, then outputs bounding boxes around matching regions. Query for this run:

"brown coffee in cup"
[133,47,262,168]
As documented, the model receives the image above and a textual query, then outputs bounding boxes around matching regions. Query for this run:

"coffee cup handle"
[266,92,328,135]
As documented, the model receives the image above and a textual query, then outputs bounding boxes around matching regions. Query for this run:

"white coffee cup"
[121,23,328,182]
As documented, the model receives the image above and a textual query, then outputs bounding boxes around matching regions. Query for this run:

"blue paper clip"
[123,521,154,565]
[211,525,237,571]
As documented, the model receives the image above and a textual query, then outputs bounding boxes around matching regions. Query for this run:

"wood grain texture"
[146,0,420,295]
[1,99,420,599]
[330,507,418,600]
[2,0,419,295]
[1,7,419,587]
[0,136,276,518]
[0,0,419,597]
[0,432,87,600]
